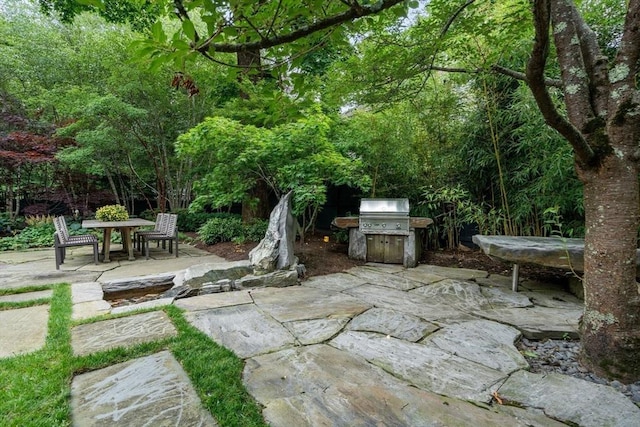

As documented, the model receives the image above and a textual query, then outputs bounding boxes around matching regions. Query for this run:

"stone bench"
[472,235,640,292]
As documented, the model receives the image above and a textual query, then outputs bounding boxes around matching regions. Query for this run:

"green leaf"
[223,26,238,37]
[182,19,196,41]
[151,21,166,43]
[407,0,419,9]
[76,0,105,9]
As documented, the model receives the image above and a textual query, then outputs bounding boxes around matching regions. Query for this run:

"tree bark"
[526,0,640,382]
[241,178,271,223]
[579,154,640,382]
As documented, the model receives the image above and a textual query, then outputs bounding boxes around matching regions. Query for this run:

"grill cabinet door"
[366,234,404,264]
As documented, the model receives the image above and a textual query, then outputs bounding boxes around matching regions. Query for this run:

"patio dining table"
[82,218,155,262]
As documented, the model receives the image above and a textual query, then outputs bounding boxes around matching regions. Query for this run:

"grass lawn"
[0,284,267,427]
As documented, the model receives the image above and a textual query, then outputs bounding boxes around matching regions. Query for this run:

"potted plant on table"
[95,204,129,221]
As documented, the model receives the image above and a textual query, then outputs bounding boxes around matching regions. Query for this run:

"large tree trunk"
[237,48,271,222]
[241,179,271,223]
[579,154,640,383]
[526,0,640,382]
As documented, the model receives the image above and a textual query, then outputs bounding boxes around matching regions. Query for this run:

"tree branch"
[430,64,562,88]
[440,0,476,37]
[549,0,599,132]
[198,0,404,53]
[526,0,595,165]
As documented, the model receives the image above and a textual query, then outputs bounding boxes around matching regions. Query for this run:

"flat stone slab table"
[472,235,640,291]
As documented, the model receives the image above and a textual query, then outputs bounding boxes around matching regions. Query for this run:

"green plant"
[0,223,56,251]
[25,214,54,227]
[175,209,237,232]
[95,205,129,222]
[197,216,244,244]
[242,219,269,242]
[417,185,486,250]
[333,228,349,244]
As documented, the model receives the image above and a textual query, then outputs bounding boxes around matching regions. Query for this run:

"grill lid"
[359,198,409,216]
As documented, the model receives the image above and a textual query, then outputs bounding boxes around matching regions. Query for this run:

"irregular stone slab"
[0,305,49,358]
[0,248,52,264]
[410,279,489,311]
[110,297,174,315]
[185,304,295,358]
[0,289,52,303]
[284,317,350,345]
[0,269,100,290]
[101,273,175,294]
[72,300,112,321]
[395,268,447,285]
[71,351,217,426]
[494,405,568,427]
[346,266,422,291]
[411,264,488,281]
[475,274,515,289]
[363,262,406,274]
[345,284,466,322]
[479,286,533,308]
[72,282,103,304]
[249,191,296,273]
[250,286,370,323]
[476,306,581,339]
[172,261,251,287]
[425,320,528,373]
[72,311,177,356]
[520,277,570,291]
[235,269,298,289]
[244,344,533,427]
[348,307,438,342]
[174,291,253,311]
[498,370,640,427]
[302,272,366,292]
[473,235,590,270]
[330,331,507,403]
[523,290,583,310]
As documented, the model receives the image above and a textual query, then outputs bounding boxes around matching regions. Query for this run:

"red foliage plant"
[0,132,72,168]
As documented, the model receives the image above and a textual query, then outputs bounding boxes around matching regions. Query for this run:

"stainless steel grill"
[359,198,410,235]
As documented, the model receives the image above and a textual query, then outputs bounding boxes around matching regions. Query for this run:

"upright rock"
[249,191,296,274]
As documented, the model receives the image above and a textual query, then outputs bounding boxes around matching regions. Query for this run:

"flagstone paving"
[2,247,640,426]
[72,311,178,356]
[71,351,217,426]
[0,304,49,358]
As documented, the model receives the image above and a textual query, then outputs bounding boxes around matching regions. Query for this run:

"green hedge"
[198,216,268,244]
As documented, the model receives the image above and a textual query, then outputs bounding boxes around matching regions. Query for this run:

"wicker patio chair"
[141,213,178,259]
[53,216,100,269]
[135,212,169,251]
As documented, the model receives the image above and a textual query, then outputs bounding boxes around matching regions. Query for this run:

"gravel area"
[519,338,640,405]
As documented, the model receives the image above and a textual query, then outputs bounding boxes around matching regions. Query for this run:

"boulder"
[249,191,296,274]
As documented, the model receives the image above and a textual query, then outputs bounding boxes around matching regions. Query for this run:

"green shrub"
[95,204,129,221]
[241,219,269,242]
[0,223,55,250]
[198,217,244,244]
[174,209,237,232]
[0,213,25,234]
[197,216,269,244]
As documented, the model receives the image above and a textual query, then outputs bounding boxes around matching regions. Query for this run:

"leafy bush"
[139,209,237,232]
[198,217,244,244]
[95,204,129,221]
[0,223,55,251]
[174,209,237,232]
[0,213,25,235]
[25,214,54,227]
[239,219,269,243]
[197,216,269,244]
